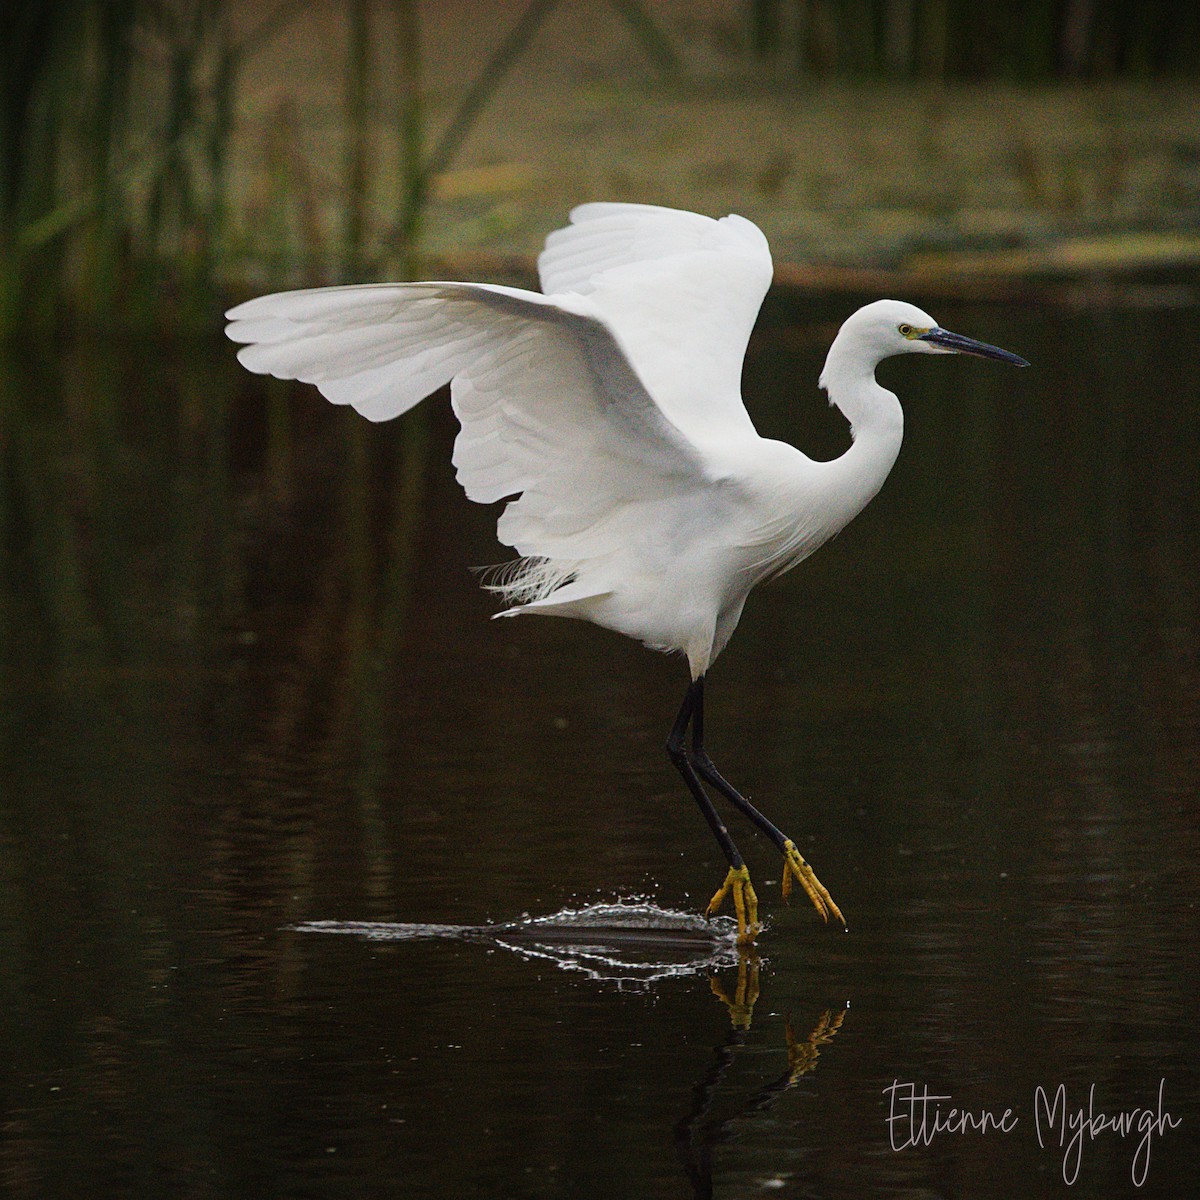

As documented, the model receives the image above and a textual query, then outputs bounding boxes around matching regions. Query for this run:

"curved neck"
[819,346,905,518]
[820,339,903,441]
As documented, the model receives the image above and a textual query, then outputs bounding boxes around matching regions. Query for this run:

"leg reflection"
[674,994,848,1200]
[708,954,760,1030]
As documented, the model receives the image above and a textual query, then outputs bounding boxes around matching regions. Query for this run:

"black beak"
[919,328,1029,367]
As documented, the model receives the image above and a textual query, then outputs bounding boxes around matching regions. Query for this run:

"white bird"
[226,202,1027,943]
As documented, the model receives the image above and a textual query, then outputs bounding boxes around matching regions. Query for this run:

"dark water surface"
[2,296,1197,1198]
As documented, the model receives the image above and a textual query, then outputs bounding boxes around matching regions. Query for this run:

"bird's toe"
[707,865,761,943]
[782,840,845,926]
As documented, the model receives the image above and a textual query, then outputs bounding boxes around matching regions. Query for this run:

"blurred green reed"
[0,0,558,334]
[4,1,250,334]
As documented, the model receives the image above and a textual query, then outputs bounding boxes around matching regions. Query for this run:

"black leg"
[686,676,845,926]
[689,676,789,852]
[667,678,759,941]
[667,680,744,871]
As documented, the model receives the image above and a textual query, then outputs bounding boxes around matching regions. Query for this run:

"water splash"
[292,899,751,985]
[293,921,464,941]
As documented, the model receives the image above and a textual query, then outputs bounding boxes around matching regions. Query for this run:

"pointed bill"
[919,328,1029,366]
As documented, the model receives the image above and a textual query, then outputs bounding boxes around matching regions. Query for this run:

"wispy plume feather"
[475,556,579,606]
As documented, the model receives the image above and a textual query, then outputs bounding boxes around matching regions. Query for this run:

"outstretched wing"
[225,282,711,566]
[537,203,773,440]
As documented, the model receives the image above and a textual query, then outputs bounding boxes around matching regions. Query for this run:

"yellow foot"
[706,865,761,944]
[710,955,760,1029]
[781,839,845,926]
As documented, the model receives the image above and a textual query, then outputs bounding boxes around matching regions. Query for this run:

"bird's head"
[829,299,1030,370]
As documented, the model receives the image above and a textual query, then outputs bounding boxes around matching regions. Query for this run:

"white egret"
[226,203,1028,943]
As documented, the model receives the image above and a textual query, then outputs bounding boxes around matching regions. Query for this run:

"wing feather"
[226,280,712,567]
[537,203,772,440]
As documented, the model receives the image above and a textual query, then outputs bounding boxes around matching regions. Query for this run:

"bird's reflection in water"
[679,960,847,1200]
[296,904,845,1198]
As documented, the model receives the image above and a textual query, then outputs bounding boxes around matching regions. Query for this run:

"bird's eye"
[898,324,914,337]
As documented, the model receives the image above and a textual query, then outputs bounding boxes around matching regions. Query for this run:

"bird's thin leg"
[668,680,760,943]
[689,677,844,926]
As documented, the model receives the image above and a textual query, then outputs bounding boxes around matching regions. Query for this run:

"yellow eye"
[898,323,914,337]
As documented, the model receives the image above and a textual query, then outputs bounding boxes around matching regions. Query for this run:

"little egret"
[226,203,1027,943]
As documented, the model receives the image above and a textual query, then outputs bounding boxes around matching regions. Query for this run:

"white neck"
[818,338,905,518]
[820,335,903,438]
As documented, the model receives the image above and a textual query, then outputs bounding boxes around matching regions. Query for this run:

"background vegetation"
[3,0,1199,335]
